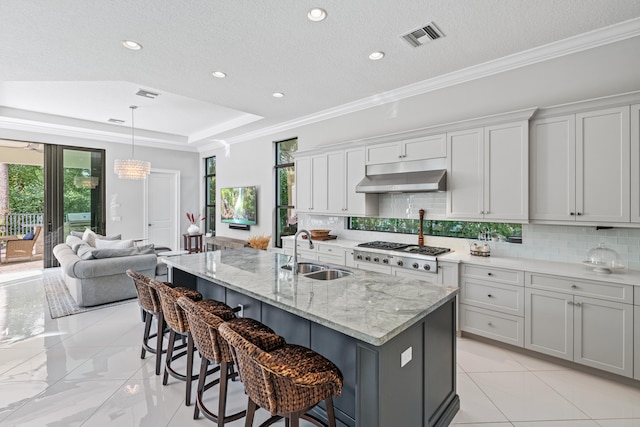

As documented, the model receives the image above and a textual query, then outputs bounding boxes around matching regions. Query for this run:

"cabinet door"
[295,156,312,212]
[524,288,573,361]
[345,147,379,216]
[573,296,633,377]
[310,155,328,212]
[446,128,484,219]
[530,115,576,221]
[438,262,459,287]
[366,142,402,165]
[576,106,630,222]
[326,151,345,213]
[484,121,528,221]
[392,268,438,284]
[403,134,446,161]
[631,104,640,223]
[635,306,640,380]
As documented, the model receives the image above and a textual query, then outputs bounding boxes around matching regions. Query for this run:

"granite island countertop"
[161,248,458,346]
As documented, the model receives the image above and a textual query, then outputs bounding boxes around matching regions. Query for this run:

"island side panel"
[424,299,459,427]
[262,303,311,347]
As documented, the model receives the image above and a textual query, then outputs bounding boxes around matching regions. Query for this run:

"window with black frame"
[204,156,216,236]
[274,138,297,248]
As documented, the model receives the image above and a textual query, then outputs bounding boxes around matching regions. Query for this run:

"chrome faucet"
[292,229,314,274]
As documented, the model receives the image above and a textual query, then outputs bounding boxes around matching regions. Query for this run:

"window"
[204,156,216,235]
[348,217,522,242]
[274,138,298,247]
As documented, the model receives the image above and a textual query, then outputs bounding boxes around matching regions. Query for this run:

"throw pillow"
[94,238,134,249]
[100,234,122,241]
[82,229,98,247]
[66,235,84,247]
[76,244,96,260]
[70,231,84,238]
[23,231,35,240]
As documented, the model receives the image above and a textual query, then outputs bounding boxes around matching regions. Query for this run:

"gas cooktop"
[357,241,451,257]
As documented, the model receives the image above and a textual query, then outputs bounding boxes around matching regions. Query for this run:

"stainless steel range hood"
[356,158,447,194]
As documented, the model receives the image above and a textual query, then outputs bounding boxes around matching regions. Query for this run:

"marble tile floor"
[1,270,639,427]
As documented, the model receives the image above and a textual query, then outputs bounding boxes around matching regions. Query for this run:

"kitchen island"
[162,248,459,427]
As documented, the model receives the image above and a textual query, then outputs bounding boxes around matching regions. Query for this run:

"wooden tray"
[301,234,337,241]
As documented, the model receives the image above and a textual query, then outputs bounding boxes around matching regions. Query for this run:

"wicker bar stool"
[147,277,210,406]
[126,269,172,375]
[219,322,344,427]
[177,297,285,425]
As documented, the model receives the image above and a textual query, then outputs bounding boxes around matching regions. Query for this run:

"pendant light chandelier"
[114,105,151,180]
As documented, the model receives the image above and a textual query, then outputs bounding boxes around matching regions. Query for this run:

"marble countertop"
[161,248,458,346]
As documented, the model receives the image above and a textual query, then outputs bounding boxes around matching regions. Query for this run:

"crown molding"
[222,17,640,146]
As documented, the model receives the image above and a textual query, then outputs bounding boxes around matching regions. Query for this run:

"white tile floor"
[1,270,639,426]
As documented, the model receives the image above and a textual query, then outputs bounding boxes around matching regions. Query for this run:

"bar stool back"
[219,322,343,427]
[126,269,167,375]
[147,278,203,406]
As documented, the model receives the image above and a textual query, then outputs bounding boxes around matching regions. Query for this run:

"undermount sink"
[303,269,353,281]
[281,262,327,274]
[281,263,353,280]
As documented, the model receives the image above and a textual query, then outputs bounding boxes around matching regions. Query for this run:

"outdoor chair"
[3,225,41,263]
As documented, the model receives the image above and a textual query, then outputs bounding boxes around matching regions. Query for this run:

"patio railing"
[1,213,44,237]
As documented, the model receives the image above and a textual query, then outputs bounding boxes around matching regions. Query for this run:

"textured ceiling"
[0,0,639,151]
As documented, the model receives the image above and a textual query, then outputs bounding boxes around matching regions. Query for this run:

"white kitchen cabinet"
[634,304,639,380]
[459,264,525,346]
[524,273,634,377]
[316,243,346,265]
[326,148,378,216]
[631,104,640,223]
[530,106,630,223]
[365,134,446,165]
[295,156,312,212]
[438,261,459,287]
[446,121,528,222]
[353,261,391,274]
[392,267,438,284]
[326,151,345,214]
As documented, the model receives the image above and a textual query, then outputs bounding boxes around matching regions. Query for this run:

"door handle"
[48,221,52,232]
[148,224,152,226]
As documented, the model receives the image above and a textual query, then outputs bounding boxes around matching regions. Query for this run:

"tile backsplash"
[298,207,640,271]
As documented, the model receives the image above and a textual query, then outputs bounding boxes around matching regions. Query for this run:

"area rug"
[43,270,136,319]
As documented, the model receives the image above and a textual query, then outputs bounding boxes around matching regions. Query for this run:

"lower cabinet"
[635,305,640,380]
[525,287,634,377]
[460,304,524,346]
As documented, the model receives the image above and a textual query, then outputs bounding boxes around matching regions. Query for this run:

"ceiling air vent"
[136,89,159,99]
[108,118,125,124]
[402,22,444,47]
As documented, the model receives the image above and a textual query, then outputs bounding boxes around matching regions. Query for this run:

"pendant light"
[114,105,151,180]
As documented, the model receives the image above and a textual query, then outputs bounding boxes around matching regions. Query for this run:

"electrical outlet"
[401,347,412,367]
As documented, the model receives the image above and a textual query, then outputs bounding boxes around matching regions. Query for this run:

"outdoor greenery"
[7,164,94,215]
[349,217,522,241]
[275,138,298,247]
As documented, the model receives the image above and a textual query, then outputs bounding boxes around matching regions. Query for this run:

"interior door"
[145,170,179,251]
[44,145,105,267]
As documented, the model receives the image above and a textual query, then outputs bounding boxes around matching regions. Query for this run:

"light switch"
[401,346,412,367]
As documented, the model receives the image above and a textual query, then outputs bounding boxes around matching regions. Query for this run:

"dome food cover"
[583,243,625,273]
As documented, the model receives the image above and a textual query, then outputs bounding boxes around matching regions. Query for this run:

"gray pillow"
[76,244,96,260]
[66,235,84,247]
[92,246,155,259]
[70,231,84,238]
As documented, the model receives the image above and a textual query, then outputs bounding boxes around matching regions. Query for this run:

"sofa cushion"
[94,238,133,249]
[76,244,96,260]
[23,231,35,240]
[66,235,84,247]
[70,231,84,238]
[82,229,122,247]
[91,245,155,259]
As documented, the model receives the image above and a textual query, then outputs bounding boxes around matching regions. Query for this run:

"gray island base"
[162,248,460,427]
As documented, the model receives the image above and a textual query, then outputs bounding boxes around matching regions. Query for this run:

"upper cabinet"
[446,121,529,222]
[631,104,640,223]
[530,106,630,223]
[295,148,377,217]
[366,134,446,165]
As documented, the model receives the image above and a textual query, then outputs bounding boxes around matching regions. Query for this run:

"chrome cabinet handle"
[570,212,575,216]
[487,294,493,298]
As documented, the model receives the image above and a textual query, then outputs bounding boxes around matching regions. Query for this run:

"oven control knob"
[373,257,379,262]
[412,263,419,269]
[365,256,371,261]
[382,258,389,264]
[356,254,363,260]
[423,264,431,271]
[397,260,404,266]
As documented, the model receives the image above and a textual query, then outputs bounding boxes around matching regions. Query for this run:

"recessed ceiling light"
[272,92,285,98]
[369,51,385,60]
[307,8,327,22]
[212,71,227,78]
[122,40,142,50]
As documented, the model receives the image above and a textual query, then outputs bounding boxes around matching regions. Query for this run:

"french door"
[44,145,105,267]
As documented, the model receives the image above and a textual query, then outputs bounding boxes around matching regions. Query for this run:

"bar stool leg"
[245,398,257,427]
[194,357,208,419]
[217,361,229,427]
[325,397,337,427]
[155,313,165,375]
[141,311,153,359]
[163,329,176,385]
[186,332,195,406]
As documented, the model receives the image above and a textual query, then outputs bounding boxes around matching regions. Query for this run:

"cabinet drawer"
[461,264,524,286]
[460,279,524,316]
[296,249,317,261]
[526,273,633,304]
[317,244,345,256]
[317,252,345,266]
[460,304,524,347]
